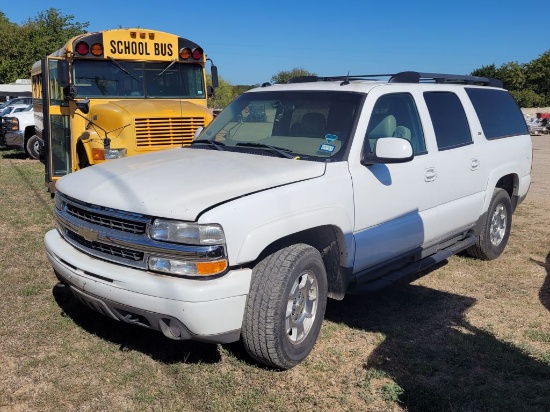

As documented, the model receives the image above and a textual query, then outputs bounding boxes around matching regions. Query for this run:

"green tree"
[471,64,500,79]
[525,51,550,101]
[271,67,316,84]
[471,51,550,107]
[0,9,88,83]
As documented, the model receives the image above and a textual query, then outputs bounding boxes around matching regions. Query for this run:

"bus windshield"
[73,60,205,99]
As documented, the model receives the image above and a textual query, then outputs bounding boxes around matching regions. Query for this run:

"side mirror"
[57,60,70,88]
[207,85,215,98]
[361,137,414,165]
[210,64,219,89]
[63,85,77,100]
[76,99,90,114]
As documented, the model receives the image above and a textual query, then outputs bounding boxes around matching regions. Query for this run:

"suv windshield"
[198,91,364,161]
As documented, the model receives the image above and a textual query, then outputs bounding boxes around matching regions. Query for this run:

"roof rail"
[287,71,503,88]
[389,71,503,88]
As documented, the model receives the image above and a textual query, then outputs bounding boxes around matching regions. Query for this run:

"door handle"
[425,167,437,182]
[471,158,480,171]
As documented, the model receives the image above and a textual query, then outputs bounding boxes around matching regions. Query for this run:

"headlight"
[54,192,65,210]
[105,148,127,159]
[149,219,225,245]
[148,257,228,277]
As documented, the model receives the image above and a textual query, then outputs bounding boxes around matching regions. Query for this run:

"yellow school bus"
[31,28,218,193]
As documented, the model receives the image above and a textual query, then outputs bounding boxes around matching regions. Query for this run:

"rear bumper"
[45,229,252,343]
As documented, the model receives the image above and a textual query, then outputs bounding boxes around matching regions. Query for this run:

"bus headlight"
[105,148,127,159]
[92,148,127,160]
[149,219,225,245]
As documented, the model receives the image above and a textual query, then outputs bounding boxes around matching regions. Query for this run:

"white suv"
[45,71,532,369]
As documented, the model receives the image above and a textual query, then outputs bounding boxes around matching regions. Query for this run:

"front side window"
[424,92,472,150]
[365,93,426,155]
[465,88,528,139]
[198,91,364,161]
[72,61,205,99]
[48,60,65,106]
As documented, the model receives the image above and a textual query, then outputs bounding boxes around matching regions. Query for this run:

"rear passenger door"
[422,90,486,237]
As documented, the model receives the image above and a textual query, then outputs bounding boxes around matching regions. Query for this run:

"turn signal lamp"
[180,47,191,60]
[90,43,103,56]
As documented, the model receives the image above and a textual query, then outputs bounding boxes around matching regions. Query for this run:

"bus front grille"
[134,117,205,148]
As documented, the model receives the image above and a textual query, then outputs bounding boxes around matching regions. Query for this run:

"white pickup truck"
[45,71,532,369]
[2,108,40,159]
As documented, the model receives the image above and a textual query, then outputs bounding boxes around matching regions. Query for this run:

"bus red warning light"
[75,41,89,56]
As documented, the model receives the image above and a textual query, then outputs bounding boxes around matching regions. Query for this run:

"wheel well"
[495,173,519,210]
[76,141,91,169]
[256,225,350,300]
[23,127,35,144]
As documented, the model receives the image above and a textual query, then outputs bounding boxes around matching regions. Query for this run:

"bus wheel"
[26,135,42,160]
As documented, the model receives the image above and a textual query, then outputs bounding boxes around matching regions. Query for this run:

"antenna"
[340,71,350,86]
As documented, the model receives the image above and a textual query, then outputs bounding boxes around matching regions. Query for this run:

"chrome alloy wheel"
[285,270,318,344]
[489,203,507,247]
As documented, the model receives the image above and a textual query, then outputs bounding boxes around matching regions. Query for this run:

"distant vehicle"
[0,103,32,116]
[2,108,38,159]
[0,97,32,111]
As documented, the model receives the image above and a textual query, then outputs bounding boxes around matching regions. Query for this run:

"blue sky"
[1,1,548,85]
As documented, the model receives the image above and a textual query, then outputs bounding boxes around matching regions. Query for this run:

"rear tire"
[242,244,328,369]
[26,135,41,160]
[467,188,512,260]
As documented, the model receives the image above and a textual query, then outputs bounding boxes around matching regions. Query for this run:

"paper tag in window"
[319,144,335,153]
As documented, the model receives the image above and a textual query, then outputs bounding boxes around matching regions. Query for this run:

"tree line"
[470,52,550,107]
[1,8,548,108]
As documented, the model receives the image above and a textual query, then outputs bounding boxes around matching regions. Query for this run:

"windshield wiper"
[235,142,295,159]
[154,60,177,80]
[108,57,140,83]
[190,139,226,151]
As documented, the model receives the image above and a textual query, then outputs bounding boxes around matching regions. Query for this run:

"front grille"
[55,193,226,272]
[67,230,144,261]
[66,203,146,234]
[134,117,205,148]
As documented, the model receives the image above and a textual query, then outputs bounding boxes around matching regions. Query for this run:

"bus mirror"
[57,61,70,88]
[211,65,219,89]
[207,85,215,98]
[63,85,77,100]
[76,99,90,114]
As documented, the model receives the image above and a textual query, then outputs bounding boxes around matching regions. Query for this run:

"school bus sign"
[103,30,178,59]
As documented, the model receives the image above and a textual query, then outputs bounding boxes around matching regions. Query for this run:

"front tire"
[26,135,42,160]
[242,244,328,369]
[467,188,512,260]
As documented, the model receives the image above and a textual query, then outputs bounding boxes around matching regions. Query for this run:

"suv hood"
[57,148,326,220]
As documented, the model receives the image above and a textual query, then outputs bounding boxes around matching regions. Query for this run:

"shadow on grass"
[539,252,550,312]
[52,283,222,365]
[1,151,28,159]
[326,284,550,411]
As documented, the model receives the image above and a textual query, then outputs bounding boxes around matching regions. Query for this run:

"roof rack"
[287,71,503,88]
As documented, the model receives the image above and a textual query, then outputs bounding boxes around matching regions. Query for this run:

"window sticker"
[319,143,336,153]
[325,133,338,144]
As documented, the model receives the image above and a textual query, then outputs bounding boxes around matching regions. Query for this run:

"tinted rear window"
[465,88,528,139]
[424,92,472,150]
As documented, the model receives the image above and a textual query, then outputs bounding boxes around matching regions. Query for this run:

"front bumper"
[45,229,252,343]
[4,130,23,150]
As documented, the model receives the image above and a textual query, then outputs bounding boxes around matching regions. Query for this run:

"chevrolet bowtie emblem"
[78,226,99,242]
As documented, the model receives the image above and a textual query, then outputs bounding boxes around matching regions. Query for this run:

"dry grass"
[0,137,549,412]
